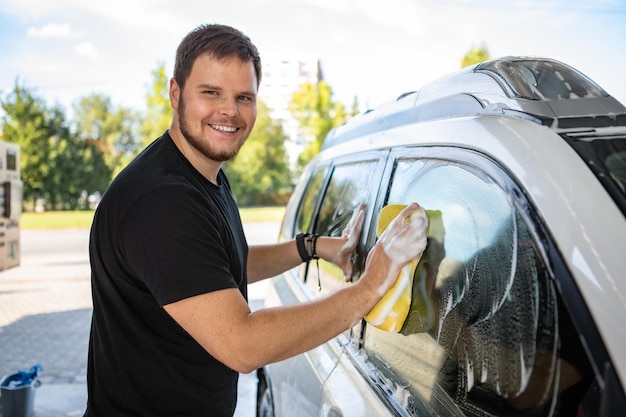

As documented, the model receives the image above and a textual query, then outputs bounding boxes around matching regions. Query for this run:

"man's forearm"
[247,236,350,283]
[247,241,302,283]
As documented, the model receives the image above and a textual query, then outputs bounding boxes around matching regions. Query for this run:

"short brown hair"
[173,24,262,90]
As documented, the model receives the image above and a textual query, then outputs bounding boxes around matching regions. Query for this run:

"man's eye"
[204,90,218,96]
[239,96,252,102]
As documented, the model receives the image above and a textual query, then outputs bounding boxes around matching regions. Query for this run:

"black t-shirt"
[85,132,248,416]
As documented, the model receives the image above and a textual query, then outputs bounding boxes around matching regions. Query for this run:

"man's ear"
[169,78,180,110]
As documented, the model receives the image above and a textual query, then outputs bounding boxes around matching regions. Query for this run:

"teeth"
[211,124,237,132]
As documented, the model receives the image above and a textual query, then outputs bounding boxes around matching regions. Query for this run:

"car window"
[563,136,626,216]
[294,166,328,236]
[361,156,593,417]
[303,159,380,298]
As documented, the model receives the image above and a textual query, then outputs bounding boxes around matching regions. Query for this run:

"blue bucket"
[0,365,42,417]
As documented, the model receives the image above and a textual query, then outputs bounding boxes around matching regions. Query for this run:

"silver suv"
[256,57,626,417]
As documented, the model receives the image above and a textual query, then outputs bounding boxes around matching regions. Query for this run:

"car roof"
[323,56,626,150]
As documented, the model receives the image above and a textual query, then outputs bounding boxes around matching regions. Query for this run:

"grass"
[20,206,286,229]
[21,211,97,229]
[239,206,286,223]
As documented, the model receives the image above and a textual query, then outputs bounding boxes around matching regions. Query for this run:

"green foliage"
[461,43,491,68]
[350,96,360,117]
[73,94,142,180]
[42,106,96,209]
[224,100,293,206]
[0,81,141,211]
[0,82,99,209]
[288,81,349,168]
[141,63,172,147]
[0,82,51,207]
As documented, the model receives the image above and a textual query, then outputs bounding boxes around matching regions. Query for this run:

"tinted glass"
[305,160,379,298]
[565,136,626,216]
[479,59,606,100]
[295,167,328,236]
[6,149,16,171]
[605,149,626,193]
[362,158,592,416]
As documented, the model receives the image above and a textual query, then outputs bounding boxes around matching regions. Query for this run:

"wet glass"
[363,158,569,416]
[306,160,379,297]
[295,168,327,236]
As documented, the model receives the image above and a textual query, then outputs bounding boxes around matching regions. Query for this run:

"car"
[256,56,626,417]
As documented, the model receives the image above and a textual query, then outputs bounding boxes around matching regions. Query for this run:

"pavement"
[0,224,277,417]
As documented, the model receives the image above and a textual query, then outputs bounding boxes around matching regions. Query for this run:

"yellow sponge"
[364,204,443,333]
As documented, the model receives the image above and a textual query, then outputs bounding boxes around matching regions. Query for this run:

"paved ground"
[0,224,277,417]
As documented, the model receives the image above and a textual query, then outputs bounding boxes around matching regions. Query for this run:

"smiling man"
[85,24,429,417]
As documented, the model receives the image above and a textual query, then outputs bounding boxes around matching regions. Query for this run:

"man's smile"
[210,124,238,133]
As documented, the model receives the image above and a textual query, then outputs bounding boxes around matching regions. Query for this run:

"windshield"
[478,58,607,101]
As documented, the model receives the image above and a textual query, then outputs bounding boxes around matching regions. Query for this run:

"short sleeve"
[118,184,238,306]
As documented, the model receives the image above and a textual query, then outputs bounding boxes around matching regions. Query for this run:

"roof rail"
[322,56,626,150]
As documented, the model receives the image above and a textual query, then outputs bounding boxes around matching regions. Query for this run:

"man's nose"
[219,97,239,116]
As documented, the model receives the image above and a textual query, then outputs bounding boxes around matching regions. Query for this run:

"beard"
[177,95,248,162]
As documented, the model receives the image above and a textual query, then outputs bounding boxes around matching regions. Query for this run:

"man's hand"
[378,203,428,266]
[336,203,366,281]
[314,204,366,282]
[362,203,429,298]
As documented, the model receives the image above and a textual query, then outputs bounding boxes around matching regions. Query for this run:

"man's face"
[171,54,258,162]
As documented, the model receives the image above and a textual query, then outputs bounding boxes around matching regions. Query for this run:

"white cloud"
[74,42,99,60]
[26,23,81,38]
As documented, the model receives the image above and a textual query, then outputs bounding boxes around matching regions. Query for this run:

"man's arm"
[247,204,366,283]
[245,240,301,284]
[246,236,357,283]
[164,203,428,374]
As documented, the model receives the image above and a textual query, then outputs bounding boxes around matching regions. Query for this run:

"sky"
[1,0,625,116]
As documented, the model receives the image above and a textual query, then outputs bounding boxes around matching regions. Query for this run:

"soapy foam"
[378,205,429,268]
[365,204,430,332]
[367,262,413,326]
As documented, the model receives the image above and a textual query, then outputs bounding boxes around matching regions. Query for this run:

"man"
[85,24,428,416]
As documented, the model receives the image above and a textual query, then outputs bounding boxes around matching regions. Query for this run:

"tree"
[350,96,360,118]
[224,99,292,206]
[0,82,52,208]
[461,43,491,68]
[141,63,172,147]
[0,82,102,210]
[289,79,349,168]
[41,106,94,210]
[72,94,141,185]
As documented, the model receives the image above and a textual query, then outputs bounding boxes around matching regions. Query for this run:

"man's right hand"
[361,203,429,299]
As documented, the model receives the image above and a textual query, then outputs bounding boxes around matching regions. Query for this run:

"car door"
[265,151,388,417]
[325,146,611,416]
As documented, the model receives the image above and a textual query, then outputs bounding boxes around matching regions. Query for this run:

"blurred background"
[1,0,625,212]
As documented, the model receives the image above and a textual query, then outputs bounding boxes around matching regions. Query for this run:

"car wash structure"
[0,141,21,271]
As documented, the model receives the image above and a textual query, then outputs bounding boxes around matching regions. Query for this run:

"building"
[0,141,21,271]
[259,56,320,167]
